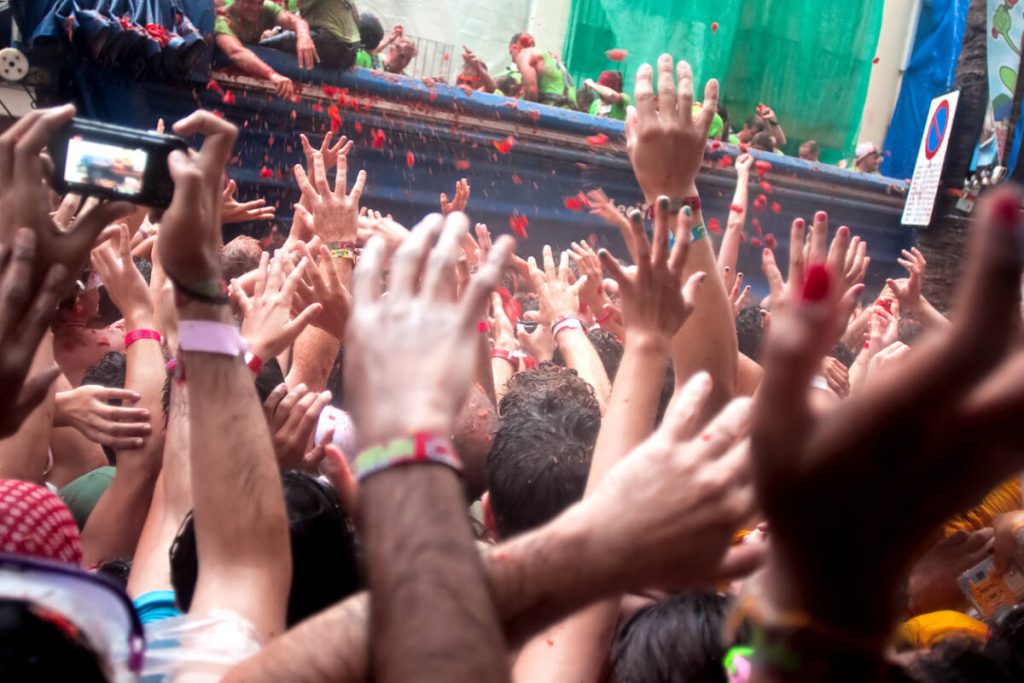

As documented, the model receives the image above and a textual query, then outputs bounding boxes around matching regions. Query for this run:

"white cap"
[855,142,879,162]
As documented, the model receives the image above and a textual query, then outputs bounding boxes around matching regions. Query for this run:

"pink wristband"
[551,315,584,338]
[125,329,162,348]
[177,320,247,357]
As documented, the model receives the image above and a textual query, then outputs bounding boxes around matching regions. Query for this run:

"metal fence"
[406,35,457,83]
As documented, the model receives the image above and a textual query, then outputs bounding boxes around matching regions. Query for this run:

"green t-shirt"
[355,49,373,68]
[589,92,630,121]
[295,0,360,44]
[214,0,283,44]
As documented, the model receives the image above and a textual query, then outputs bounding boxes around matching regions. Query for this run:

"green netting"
[562,0,884,163]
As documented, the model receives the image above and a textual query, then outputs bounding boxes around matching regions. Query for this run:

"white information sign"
[902,91,960,226]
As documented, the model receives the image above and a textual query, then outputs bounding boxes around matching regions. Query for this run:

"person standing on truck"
[214,0,316,98]
[262,0,363,71]
[584,70,630,121]
[508,32,577,109]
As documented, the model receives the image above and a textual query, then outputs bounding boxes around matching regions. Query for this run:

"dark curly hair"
[487,363,600,538]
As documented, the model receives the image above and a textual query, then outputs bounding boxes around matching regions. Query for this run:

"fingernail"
[763,248,771,257]
[801,264,831,302]
[134,439,144,448]
[630,211,643,224]
[815,211,827,222]
[658,196,669,209]
[296,383,307,392]
[683,206,692,217]
[697,273,707,283]
[320,390,332,401]
[994,195,1021,230]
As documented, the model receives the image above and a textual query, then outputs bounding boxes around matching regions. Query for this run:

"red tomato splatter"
[312,102,324,113]
[730,203,744,214]
[511,174,523,185]
[759,181,773,194]
[771,202,782,213]
[406,151,415,167]
[442,53,450,61]
[509,210,529,239]
[503,100,519,109]
[752,218,763,236]
[754,160,772,177]
[587,133,609,146]
[528,110,541,122]
[428,92,438,102]
[371,129,386,149]
[494,136,516,154]
[751,237,762,248]
[354,122,363,133]
[222,90,235,105]
[711,140,721,150]
[605,48,628,62]
[738,143,749,153]
[711,21,719,33]
[206,79,223,95]
[546,639,555,647]
[872,56,880,64]
[212,110,225,119]
[323,85,339,97]
[717,155,733,168]
[753,195,768,212]
[259,166,273,178]
[564,196,584,211]
[455,159,471,171]
[707,218,721,233]
[97,337,110,347]
[764,233,777,250]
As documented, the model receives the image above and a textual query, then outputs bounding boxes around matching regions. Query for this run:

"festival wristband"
[354,433,463,482]
[325,241,359,251]
[177,320,247,357]
[328,248,358,261]
[244,351,264,375]
[168,273,231,305]
[490,348,519,370]
[124,329,162,348]
[477,321,491,333]
[691,223,708,242]
[647,195,701,218]
[594,311,613,325]
[551,315,585,338]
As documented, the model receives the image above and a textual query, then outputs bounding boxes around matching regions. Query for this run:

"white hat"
[855,142,880,162]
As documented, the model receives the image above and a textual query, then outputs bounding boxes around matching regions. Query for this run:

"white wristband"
[178,320,248,357]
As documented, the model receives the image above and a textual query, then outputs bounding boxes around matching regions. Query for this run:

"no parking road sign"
[902,91,960,226]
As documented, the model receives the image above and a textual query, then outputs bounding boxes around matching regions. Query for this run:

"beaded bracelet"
[354,433,463,482]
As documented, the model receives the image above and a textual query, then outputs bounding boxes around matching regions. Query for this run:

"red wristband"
[490,348,518,370]
[551,315,584,338]
[125,329,162,348]
[478,321,491,333]
[244,351,264,375]
[595,311,613,325]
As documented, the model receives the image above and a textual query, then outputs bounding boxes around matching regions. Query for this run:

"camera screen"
[64,136,148,196]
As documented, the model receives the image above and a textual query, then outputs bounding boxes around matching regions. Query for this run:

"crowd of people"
[210,0,883,172]
[1,48,1023,682]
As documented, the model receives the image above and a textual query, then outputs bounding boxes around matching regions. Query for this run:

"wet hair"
[171,471,362,627]
[553,329,623,379]
[220,236,263,282]
[800,140,820,158]
[744,115,767,133]
[716,103,731,140]
[486,363,600,538]
[0,599,108,682]
[736,305,764,360]
[611,592,749,683]
[496,75,522,98]
[509,32,534,49]
[81,352,128,465]
[357,12,384,52]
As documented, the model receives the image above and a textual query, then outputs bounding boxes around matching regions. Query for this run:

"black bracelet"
[166,272,231,305]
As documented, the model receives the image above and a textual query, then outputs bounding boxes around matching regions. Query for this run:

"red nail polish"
[994,195,1021,230]
[801,264,830,302]
[815,211,827,222]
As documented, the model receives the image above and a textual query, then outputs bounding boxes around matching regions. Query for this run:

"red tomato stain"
[605,48,628,62]
[587,133,609,146]
[509,210,529,239]
[406,151,415,167]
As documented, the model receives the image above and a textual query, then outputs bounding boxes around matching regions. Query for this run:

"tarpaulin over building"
[12,0,211,80]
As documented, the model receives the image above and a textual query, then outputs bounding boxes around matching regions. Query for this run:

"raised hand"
[294,150,366,245]
[516,311,555,363]
[300,131,353,172]
[528,246,586,326]
[291,242,352,340]
[887,247,926,309]
[346,212,513,449]
[0,229,67,436]
[440,178,470,216]
[750,187,1024,648]
[54,384,150,450]
[0,105,134,287]
[625,55,718,202]
[599,201,703,341]
[728,270,750,316]
[90,224,153,327]
[568,240,606,317]
[358,208,410,248]
[263,382,333,471]
[231,252,322,363]
[221,179,276,224]
[587,188,637,263]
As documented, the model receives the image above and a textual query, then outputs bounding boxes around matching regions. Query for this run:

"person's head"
[508,32,535,59]
[736,305,765,360]
[901,606,1024,681]
[716,103,730,141]
[611,592,749,683]
[383,38,417,74]
[230,0,264,23]
[220,235,263,282]
[484,363,600,539]
[738,114,767,143]
[751,131,776,152]
[171,472,361,627]
[496,74,522,98]
[855,142,882,173]
[357,12,385,52]
[799,140,820,162]
[0,599,108,681]
[597,70,624,92]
